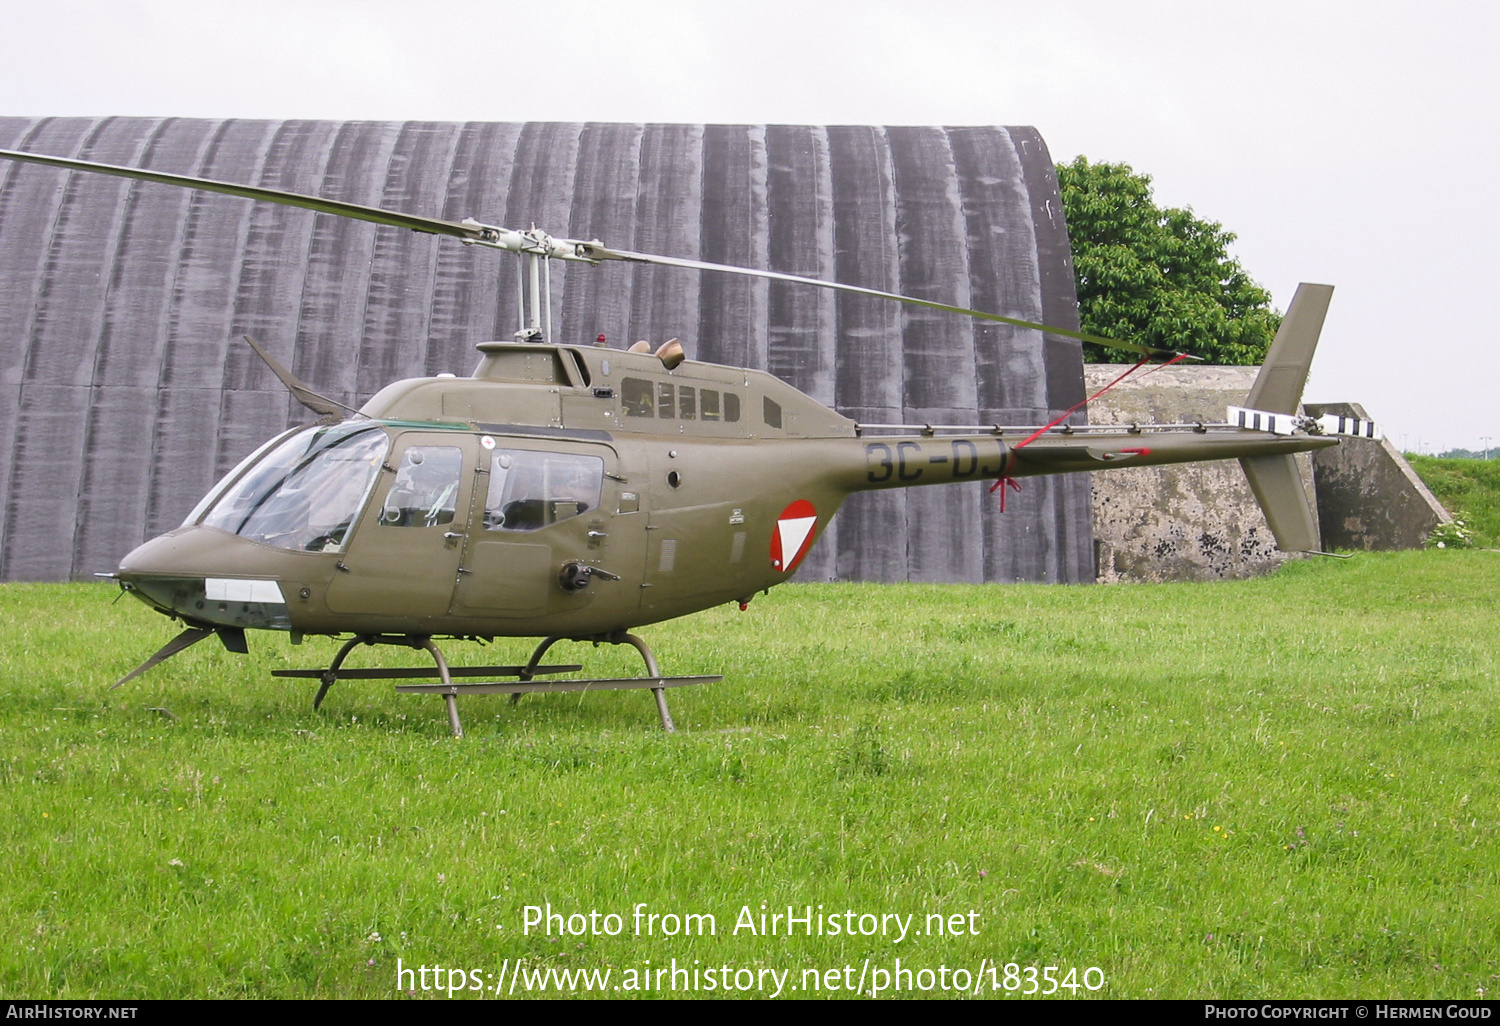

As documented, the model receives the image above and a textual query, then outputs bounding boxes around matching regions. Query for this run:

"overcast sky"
[5,0,1497,452]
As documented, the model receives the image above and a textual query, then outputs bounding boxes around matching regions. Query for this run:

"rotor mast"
[456,220,601,344]
[519,244,550,343]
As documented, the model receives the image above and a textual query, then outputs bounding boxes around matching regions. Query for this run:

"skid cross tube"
[304,634,695,735]
[515,634,677,732]
[310,634,462,736]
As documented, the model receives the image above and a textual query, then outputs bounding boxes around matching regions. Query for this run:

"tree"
[1056,157,1280,365]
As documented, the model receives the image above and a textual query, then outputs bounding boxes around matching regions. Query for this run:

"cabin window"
[379,446,463,528]
[724,392,741,423]
[657,382,675,419]
[182,427,300,527]
[622,378,654,417]
[483,450,604,532]
[678,385,696,420]
[700,389,720,421]
[763,396,783,429]
[200,422,388,553]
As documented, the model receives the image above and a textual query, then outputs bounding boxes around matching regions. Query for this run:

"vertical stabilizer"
[1245,283,1333,415]
[1240,454,1320,552]
[1237,283,1334,552]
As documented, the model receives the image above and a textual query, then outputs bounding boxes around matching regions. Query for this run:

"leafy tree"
[1056,157,1280,364]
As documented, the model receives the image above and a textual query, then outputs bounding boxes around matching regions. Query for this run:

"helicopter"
[0,146,1376,737]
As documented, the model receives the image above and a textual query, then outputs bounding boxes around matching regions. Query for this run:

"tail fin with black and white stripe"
[1238,284,1334,553]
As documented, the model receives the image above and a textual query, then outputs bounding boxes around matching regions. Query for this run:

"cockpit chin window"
[198,422,389,552]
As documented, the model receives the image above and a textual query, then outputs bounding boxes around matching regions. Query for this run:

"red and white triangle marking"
[770,499,818,573]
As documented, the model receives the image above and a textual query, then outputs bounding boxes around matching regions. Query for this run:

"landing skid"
[272,633,716,737]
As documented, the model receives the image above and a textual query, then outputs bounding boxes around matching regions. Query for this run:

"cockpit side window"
[483,450,604,532]
[200,423,388,553]
[380,447,463,528]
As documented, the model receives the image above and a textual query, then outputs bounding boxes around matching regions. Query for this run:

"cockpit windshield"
[199,422,389,552]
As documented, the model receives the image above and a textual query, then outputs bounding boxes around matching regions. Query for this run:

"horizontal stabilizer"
[1240,454,1319,552]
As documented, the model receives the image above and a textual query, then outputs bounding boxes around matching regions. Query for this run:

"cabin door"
[450,438,630,621]
[325,431,475,619]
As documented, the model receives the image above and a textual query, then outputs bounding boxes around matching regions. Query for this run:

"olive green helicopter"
[0,147,1377,737]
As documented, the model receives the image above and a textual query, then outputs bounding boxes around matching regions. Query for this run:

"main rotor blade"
[0,147,1187,360]
[0,147,491,242]
[574,245,1187,360]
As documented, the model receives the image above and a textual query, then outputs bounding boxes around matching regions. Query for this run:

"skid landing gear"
[271,633,718,737]
[513,633,679,732]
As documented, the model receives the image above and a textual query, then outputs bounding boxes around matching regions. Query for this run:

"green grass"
[3,552,1499,999]
[1408,455,1500,546]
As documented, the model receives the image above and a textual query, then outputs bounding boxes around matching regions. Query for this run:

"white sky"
[5,0,1497,452]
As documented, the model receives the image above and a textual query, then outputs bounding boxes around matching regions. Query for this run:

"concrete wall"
[1084,365,1308,583]
[1303,402,1449,550]
[1085,370,1445,581]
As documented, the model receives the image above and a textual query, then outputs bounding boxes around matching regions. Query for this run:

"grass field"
[3,550,1498,999]
[1407,455,1500,546]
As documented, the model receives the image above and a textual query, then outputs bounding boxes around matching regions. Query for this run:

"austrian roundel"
[770,499,819,574]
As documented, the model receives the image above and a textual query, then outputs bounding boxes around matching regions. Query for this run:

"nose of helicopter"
[115,527,294,631]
